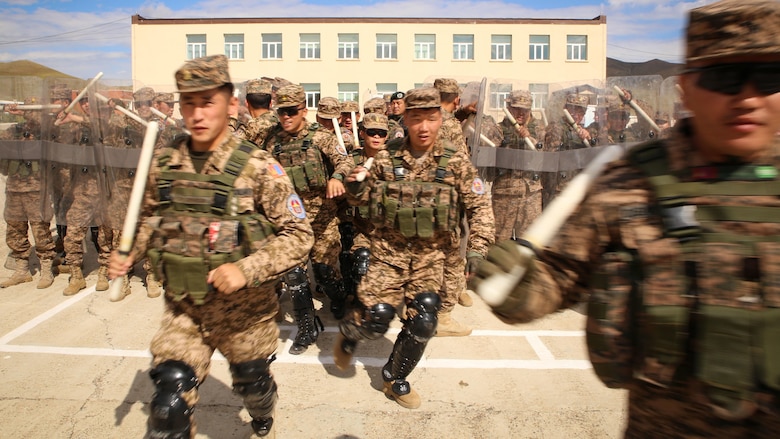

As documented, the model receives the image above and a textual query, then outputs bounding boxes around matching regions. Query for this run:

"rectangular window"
[224,34,244,60]
[376,34,397,59]
[300,33,321,59]
[414,34,436,60]
[453,34,474,60]
[262,33,282,59]
[529,83,549,110]
[338,83,359,102]
[490,83,512,109]
[376,83,397,95]
[187,34,207,60]
[338,33,359,59]
[529,35,550,61]
[491,35,512,61]
[567,35,588,61]
[302,83,321,109]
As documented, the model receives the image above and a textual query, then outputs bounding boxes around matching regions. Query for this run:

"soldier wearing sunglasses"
[471,0,780,436]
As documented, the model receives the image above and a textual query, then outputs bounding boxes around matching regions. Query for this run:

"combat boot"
[4,254,18,270]
[290,308,323,355]
[435,312,472,337]
[382,379,421,409]
[109,275,131,302]
[62,266,87,296]
[36,259,55,289]
[333,332,357,371]
[95,266,110,291]
[146,271,163,298]
[458,290,474,307]
[0,262,33,288]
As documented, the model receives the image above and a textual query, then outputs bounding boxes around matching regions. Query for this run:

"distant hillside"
[607,58,682,79]
[0,60,79,79]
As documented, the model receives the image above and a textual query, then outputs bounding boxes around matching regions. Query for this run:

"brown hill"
[0,60,79,79]
[607,58,682,79]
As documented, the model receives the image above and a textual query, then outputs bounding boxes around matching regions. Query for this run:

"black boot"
[286,267,323,355]
[313,262,348,320]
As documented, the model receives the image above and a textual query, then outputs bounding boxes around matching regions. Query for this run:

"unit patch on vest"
[619,204,649,220]
[471,177,485,195]
[336,142,348,156]
[287,194,306,219]
[269,163,286,178]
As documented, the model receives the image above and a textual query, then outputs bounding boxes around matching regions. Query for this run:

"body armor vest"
[587,140,780,419]
[368,139,459,238]
[269,124,328,194]
[146,140,276,305]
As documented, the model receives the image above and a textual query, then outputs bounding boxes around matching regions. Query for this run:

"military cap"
[686,0,780,65]
[275,84,305,108]
[133,87,155,102]
[341,100,360,114]
[49,83,71,100]
[153,92,174,103]
[507,90,532,109]
[565,93,589,108]
[363,97,387,114]
[175,54,232,93]
[404,87,441,110]
[433,78,460,95]
[317,97,341,119]
[362,112,389,130]
[262,76,293,92]
[24,96,38,105]
[390,91,405,101]
[245,78,273,95]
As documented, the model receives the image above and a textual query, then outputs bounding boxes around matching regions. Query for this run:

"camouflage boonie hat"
[362,113,389,130]
[245,78,273,95]
[363,97,387,114]
[175,54,232,93]
[565,93,589,108]
[507,90,532,109]
[153,92,174,103]
[49,83,71,100]
[133,87,156,102]
[433,78,460,95]
[686,0,780,64]
[404,87,441,110]
[341,100,359,114]
[317,97,341,118]
[275,84,305,108]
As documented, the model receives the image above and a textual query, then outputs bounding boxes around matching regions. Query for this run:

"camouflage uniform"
[336,88,494,408]
[127,55,314,439]
[340,100,361,151]
[234,79,278,146]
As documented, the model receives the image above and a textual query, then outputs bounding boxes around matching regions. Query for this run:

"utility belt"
[368,180,457,238]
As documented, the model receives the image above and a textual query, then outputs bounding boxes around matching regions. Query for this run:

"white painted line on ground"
[526,334,556,361]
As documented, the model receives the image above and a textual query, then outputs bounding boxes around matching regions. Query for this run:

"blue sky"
[0,0,716,80]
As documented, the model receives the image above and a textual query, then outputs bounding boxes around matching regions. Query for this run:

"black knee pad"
[352,247,371,277]
[148,360,198,437]
[230,356,278,420]
[406,292,441,339]
[348,302,396,341]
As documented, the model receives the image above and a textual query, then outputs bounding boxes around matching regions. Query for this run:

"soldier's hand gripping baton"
[108,121,160,302]
[477,144,625,307]
[613,85,661,133]
[355,157,374,182]
[54,72,104,126]
[502,107,537,151]
[563,108,592,147]
[95,92,149,126]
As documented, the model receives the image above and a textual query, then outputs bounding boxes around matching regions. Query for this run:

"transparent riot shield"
[659,76,688,136]
[605,75,663,143]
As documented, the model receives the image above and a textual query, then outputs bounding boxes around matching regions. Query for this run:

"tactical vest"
[587,140,780,419]
[368,139,459,238]
[343,150,370,221]
[269,124,328,194]
[146,140,276,305]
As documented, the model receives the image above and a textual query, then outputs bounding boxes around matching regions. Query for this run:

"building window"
[376,83,397,95]
[529,83,549,110]
[224,34,244,60]
[529,35,550,61]
[491,35,512,61]
[186,34,206,60]
[376,34,397,60]
[567,35,588,61]
[414,34,436,60]
[490,83,512,109]
[262,33,282,59]
[338,33,359,59]
[300,33,321,59]
[338,83,359,102]
[302,83,320,108]
[453,34,474,60]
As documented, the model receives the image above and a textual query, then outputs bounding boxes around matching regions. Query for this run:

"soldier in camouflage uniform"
[233,79,278,146]
[387,91,406,140]
[494,90,544,242]
[263,85,354,353]
[339,100,361,151]
[472,1,780,436]
[0,98,57,289]
[592,96,638,145]
[334,88,494,408]
[108,54,313,439]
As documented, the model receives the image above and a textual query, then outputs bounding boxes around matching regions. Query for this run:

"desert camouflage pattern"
[175,54,231,93]
[240,110,278,146]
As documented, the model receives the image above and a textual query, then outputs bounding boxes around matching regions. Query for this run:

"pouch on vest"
[162,253,211,305]
[287,166,309,194]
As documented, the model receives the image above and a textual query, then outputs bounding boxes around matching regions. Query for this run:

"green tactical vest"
[344,149,370,221]
[368,139,459,238]
[146,139,276,305]
[587,140,780,419]
[269,124,328,194]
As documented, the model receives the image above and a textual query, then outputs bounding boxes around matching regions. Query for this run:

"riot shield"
[605,75,663,143]
[659,76,688,135]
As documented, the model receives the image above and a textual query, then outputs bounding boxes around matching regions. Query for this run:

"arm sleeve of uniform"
[235,155,315,286]
[456,153,495,256]
[319,131,354,179]
[128,150,163,262]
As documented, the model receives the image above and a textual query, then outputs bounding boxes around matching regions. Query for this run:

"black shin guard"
[313,262,348,319]
[148,360,198,439]
[230,356,278,437]
[286,267,322,354]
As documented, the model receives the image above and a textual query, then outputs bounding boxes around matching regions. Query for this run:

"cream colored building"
[131,15,606,115]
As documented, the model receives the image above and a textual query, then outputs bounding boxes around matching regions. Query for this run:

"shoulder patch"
[336,142,348,156]
[471,177,485,195]
[269,163,286,178]
[287,193,307,219]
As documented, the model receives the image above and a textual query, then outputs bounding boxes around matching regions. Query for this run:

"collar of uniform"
[181,130,238,173]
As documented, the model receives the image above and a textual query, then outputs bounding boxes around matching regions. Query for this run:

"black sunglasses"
[365,128,388,137]
[277,105,305,117]
[685,62,780,96]
[134,100,152,107]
